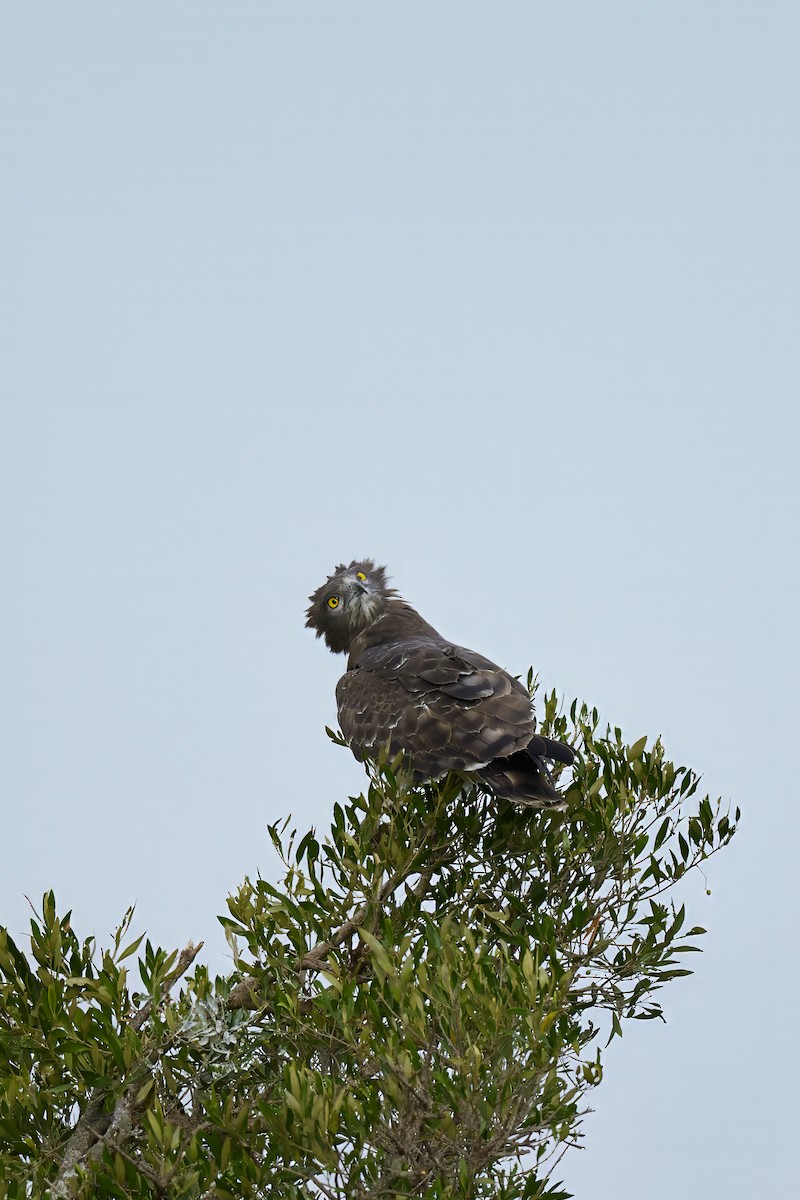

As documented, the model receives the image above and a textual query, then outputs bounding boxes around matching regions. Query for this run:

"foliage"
[0,689,737,1198]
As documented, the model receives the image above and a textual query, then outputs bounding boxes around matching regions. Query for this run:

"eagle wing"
[336,636,535,779]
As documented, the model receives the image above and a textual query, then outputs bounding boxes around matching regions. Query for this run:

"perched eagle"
[306,560,576,807]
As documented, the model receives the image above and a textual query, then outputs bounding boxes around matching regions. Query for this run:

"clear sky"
[1,3,797,1196]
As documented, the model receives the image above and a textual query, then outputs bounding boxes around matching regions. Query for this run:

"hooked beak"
[345,577,368,598]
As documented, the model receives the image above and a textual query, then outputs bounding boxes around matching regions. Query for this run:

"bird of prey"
[306,560,575,806]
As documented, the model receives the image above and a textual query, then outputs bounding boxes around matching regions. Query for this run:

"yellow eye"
[356,571,367,582]
[327,596,340,609]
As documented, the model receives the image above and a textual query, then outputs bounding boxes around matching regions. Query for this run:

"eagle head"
[305,559,396,654]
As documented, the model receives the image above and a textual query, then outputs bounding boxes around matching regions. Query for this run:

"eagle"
[306,560,576,806]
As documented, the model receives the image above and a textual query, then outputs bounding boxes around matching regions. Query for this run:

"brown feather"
[306,560,576,807]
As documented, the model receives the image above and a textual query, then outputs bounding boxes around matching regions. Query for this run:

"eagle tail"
[477,736,577,808]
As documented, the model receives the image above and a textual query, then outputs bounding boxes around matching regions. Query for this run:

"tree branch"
[52,940,203,1197]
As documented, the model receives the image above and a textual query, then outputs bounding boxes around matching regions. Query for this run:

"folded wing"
[336,636,537,778]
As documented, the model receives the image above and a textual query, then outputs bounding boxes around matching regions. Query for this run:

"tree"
[0,686,737,1199]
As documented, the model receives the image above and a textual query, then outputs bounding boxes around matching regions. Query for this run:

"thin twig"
[52,940,202,1197]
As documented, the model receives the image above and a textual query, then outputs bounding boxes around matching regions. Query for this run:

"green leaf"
[117,932,146,963]
[357,928,394,976]
[627,736,647,760]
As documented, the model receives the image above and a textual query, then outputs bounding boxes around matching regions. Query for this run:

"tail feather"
[525,733,576,767]
[476,735,577,808]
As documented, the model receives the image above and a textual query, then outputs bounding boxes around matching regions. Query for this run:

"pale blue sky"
[1,4,798,1196]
